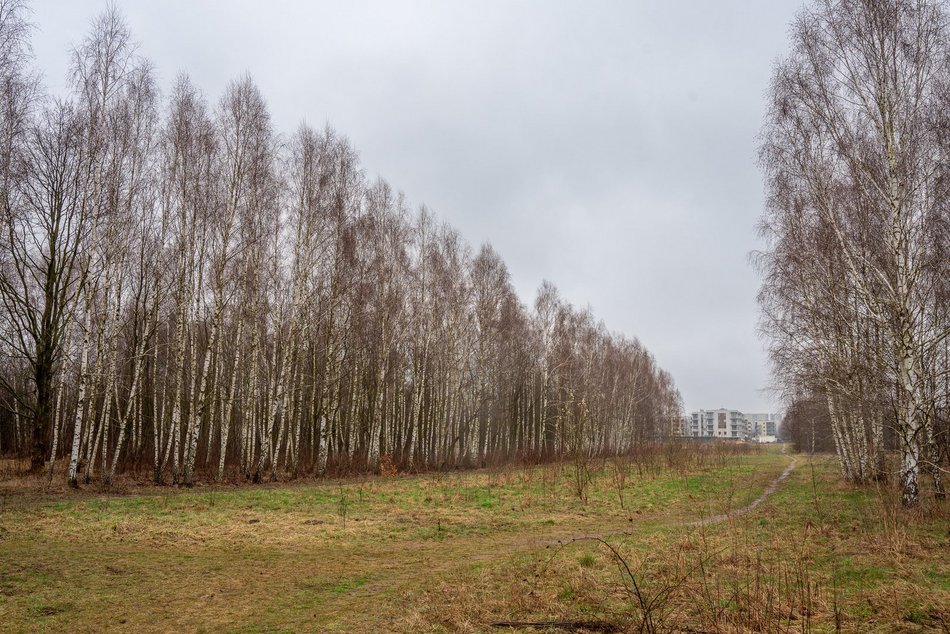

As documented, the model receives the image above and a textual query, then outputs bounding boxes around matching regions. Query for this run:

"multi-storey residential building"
[745,412,780,438]
[684,408,748,439]
[680,415,692,436]
[681,409,782,440]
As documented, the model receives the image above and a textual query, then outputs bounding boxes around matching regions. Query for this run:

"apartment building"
[680,409,781,440]
[744,412,780,437]
[683,408,749,439]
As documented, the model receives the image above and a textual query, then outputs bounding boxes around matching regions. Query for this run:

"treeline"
[778,397,837,455]
[757,0,949,506]
[0,3,682,485]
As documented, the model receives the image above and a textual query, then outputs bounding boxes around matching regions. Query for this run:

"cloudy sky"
[30,0,805,413]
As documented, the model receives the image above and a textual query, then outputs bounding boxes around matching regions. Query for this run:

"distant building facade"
[680,409,781,441]
[744,412,780,438]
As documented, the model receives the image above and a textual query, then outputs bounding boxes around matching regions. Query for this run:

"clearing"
[1,445,948,632]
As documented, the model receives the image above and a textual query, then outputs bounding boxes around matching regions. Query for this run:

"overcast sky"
[30,0,805,413]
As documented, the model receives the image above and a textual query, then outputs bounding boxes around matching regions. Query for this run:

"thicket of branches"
[757,0,950,506]
[777,396,837,454]
[0,2,682,485]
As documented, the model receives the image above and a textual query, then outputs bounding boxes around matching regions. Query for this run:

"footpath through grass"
[0,446,947,632]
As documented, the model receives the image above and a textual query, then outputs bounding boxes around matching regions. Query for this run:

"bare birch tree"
[759,0,950,505]
[0,2,684,484]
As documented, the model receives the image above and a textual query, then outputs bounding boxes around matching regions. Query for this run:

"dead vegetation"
[1,446,947,632]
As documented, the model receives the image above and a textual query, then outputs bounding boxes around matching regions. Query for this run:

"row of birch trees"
[757,0,949,506]
[0,3,682,485]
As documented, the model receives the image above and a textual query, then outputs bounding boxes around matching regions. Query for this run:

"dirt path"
[537,452,799,546]
[682,453,797,527]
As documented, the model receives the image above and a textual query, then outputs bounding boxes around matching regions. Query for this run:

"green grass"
[0,448,947,632]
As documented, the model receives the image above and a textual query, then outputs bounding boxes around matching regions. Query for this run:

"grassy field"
[1,446,948,632]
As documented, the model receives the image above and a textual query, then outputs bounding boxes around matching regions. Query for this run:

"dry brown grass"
[1,448,947,632]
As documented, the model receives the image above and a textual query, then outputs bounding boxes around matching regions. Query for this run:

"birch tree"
[759,0,950,505]
[0,1,685,483]
[0,101,88,473]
